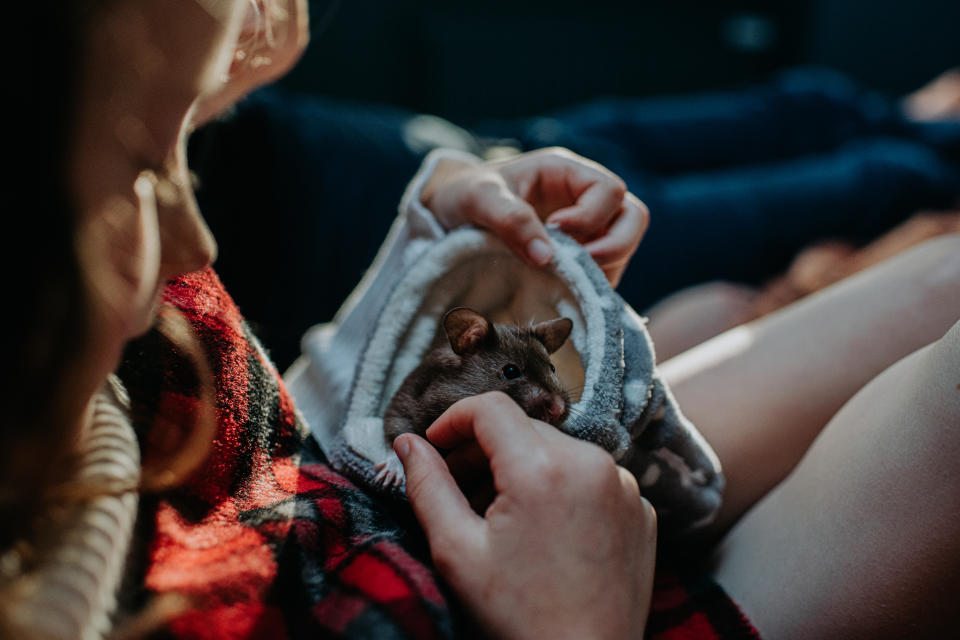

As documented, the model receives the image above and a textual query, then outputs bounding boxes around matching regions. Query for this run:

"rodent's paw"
[374,453,407,489]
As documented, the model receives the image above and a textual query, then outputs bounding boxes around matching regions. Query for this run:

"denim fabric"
[477,68,960,307]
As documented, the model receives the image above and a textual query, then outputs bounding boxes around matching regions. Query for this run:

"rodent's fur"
[382,307,573,458]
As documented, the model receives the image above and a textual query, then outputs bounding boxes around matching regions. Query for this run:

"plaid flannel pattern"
[118,268,758,639]
[120,269,453,639]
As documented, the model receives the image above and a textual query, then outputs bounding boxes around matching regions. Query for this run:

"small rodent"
[374,307,573,488]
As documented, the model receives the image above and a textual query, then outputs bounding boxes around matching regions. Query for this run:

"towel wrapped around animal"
[285,149,724,535]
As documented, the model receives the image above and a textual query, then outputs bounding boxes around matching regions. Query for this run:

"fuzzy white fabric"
[342,229,603,468]
[286,149,478,455]
[286,149,724,534]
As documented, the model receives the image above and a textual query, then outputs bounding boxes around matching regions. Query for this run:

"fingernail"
[545,216,563,230]
[527,237,553,265]
[394,435,412,460]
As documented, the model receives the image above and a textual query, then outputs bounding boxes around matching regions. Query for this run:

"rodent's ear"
[533,317,573,353]
[443,307,494,355]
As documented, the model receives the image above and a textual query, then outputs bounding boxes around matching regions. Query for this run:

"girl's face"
[69,0,246,375]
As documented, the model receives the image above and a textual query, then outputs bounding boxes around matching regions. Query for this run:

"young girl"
[3,1,957,638]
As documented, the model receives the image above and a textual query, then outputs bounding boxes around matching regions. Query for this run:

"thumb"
[396,434,485,549]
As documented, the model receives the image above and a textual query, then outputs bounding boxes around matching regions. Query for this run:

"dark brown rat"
[374,307,573,487]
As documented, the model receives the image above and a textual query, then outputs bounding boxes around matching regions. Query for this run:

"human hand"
[421,147,650,287]
[396,392,657,640]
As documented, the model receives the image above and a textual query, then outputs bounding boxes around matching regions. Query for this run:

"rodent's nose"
[547,395,566,419]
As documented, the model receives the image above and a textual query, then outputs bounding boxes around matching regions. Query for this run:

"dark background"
[197,0,959,369]
[280,0,959,123]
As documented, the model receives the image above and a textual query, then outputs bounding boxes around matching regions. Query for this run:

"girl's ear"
[444,308,495,355]
[533,317,573,353]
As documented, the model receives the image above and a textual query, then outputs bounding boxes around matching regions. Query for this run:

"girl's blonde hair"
[1,0,304,635]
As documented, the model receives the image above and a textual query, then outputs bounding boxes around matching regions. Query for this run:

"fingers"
[545,176,627,239]
[425,393,547,468]
[637,495,658,550]
[617,465,643,503]
[516,148,624,235]
[495,148,628,258]
[426,147,650,284]
[462,175,554,267]
[396,434,484,550]
[583,192,650,286]
[614,467,658,547]
[496,148,648,286]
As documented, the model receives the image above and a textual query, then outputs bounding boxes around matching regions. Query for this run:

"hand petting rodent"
[374,307,573,488]
[396,393,657,640]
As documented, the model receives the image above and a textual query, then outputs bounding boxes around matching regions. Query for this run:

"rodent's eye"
[502,364,522,380]
[549,363,556,373]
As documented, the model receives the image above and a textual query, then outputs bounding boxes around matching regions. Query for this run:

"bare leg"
[710,319,960,639]
[661,234,960,532]
[645,281,758,363]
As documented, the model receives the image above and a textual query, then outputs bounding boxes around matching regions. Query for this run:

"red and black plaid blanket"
[118,268,759,639]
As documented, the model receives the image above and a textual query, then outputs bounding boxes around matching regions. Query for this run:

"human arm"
[396,392,657,640]
[420,147,650,287]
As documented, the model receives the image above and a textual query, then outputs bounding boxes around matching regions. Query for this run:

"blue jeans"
[475,68,960,307]
[189,69,960,368]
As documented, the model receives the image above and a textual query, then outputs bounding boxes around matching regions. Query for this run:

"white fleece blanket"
[285,149,723,534]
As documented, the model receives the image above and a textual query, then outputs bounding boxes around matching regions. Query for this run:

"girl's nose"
[155,169,218,279]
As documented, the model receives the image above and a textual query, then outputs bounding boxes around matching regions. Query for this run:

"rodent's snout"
[529,392,568,426]
[521,389,569,426]
[546,395,566,421]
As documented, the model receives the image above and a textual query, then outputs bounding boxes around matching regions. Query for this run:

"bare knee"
[710,328,960,640]
[914,233,960,303]
[927,315,960,386]
[909,318,960,459]
[646,281,758,362]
